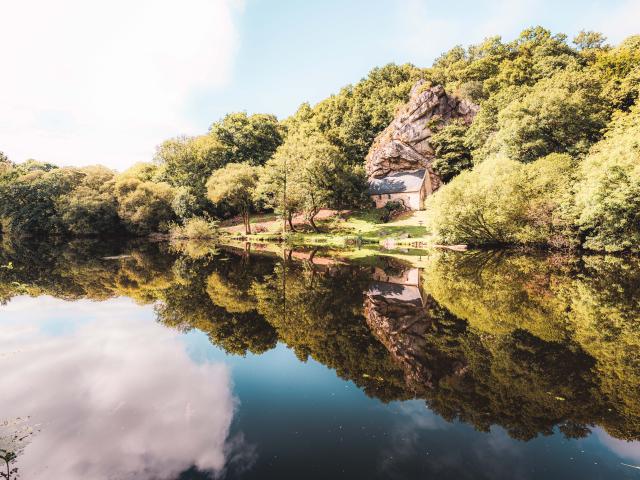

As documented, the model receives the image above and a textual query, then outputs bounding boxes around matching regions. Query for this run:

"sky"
[0,0,638,170]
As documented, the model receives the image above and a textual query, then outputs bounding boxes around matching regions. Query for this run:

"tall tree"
[209,112,284,166]
[269,130,353,232]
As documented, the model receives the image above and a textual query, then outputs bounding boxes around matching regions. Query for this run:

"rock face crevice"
[365,81,479,185]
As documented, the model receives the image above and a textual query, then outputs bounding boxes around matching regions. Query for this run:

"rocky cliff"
[365,81,479,184]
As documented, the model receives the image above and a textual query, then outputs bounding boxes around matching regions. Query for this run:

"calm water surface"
[1,240,640,479]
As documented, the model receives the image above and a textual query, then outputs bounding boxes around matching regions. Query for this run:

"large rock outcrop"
[365,81,479,183]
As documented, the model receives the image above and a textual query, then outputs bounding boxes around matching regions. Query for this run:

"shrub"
[426,154,577,247]
[169,217,219,240]
[381,201,405,223]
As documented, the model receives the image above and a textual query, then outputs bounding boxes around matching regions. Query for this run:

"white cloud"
[0,0,243,170]
[0,296,249,479]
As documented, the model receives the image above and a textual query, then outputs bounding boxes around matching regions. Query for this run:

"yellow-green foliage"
[57,166,120,236]
[574,104,640,252]
[426,156,525,245]
[592,35,640,109]
[112,162,176,234]
[423,251,573,342]
[206,271,255,313]
[568,256,640,436]
[426,154,576,247]
[422,250,640,439]
[169,217,218,240]
[422,30,639,251]
[486,68,609,162]
[206,162,260,234]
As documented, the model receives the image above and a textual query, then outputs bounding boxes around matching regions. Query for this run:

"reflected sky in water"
[0,296,244,480]
[1,242,640,479]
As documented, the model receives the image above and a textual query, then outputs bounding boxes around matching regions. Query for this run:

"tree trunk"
[288,211,296,232]
[308,214,319,233]
[244,211,251,235]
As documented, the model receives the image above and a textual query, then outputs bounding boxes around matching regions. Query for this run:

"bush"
[381,201,405,223]
[426,154,577,247]
[169,217,219,240]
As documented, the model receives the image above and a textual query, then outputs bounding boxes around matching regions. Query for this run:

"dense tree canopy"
[0,26,637,250]
[209,112,284,166]
[425,27,640,250]
[114,163,176,234]
[574,104,640,251]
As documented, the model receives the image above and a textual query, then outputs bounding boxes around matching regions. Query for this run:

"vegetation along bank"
[0,27,638,252]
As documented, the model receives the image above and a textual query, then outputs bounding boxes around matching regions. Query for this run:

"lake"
[1,239,639,479]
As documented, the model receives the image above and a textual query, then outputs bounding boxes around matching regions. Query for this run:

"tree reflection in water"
[1,239,640,446]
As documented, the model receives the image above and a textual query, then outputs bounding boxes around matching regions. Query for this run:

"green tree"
[309,63,425,164]
[591,35,640,110]
[573,31,607,51]
[488,68,609,162]
[206,163,260,234]
[114,163,176,234]
[154,135,225,217]
[485,26,579,93]
[574,104,640,252]
[0,167,83,237]
[430,121,473,182]
[426,153,577,247]
[255,153,303,232]
[57,166,121,236]
[209,112,284,166]
[269,130,354,232]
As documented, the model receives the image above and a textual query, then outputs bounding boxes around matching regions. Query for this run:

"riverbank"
[219,208,436,248]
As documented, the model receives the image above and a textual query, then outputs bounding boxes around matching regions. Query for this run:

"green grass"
[219,208,435,247]
[315,209,432,244]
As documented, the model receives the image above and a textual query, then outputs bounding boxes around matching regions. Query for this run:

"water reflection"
[0,295,249,479]
[1,240,640,477]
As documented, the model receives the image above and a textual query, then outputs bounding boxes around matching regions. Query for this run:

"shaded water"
[1,240,640,479]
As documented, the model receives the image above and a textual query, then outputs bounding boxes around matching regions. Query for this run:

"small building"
[368,169,431,210]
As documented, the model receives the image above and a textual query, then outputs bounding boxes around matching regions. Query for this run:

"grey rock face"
[365,81,479,185]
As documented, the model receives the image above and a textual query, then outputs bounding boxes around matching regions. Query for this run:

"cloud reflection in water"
[0,296,247,479]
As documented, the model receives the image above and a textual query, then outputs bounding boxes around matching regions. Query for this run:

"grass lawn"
[219,208,434,247]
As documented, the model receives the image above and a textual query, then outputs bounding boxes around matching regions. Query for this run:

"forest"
[0,27,638,251]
